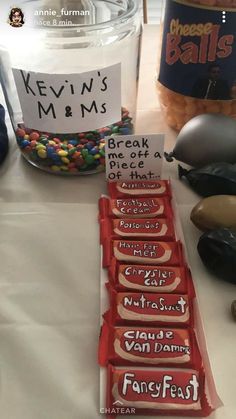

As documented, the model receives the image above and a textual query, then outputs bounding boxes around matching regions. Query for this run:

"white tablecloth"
[0,25,235,419]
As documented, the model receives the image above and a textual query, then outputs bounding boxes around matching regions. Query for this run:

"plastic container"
[158,0,236,131]
[0,0,142,174]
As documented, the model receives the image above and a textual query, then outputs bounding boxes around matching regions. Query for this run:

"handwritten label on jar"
[13,63,121,133]
[106,134,164,181]
[159,0,236,99]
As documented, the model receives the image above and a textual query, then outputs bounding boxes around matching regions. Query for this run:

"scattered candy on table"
[16,107,133,174]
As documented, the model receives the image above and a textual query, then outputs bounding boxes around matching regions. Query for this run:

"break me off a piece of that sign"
[106,134,165,181]
[13,63,121,133]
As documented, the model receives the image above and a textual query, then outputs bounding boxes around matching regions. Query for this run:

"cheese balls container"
[0,0,141,174]
[158,0,236,131]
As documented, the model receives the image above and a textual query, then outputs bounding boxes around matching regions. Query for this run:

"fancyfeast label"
[114,369,200,407]
[113,218,171,237]
[116,181,167,195]
[115,327,191,361]
[111,198,165,217]
[159,0,236,99]
[117,293,189,323]
[118,265,186,292]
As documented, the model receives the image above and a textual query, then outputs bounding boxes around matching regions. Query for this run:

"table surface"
[0,25,235,419]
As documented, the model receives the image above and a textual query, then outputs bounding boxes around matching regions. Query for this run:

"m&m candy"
[16,107,133,175]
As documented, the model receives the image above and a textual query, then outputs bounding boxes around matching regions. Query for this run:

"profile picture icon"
[8,7,25,27]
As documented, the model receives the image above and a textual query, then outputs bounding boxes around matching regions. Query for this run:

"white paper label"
[105,134,165,181]
[13,64,121,134]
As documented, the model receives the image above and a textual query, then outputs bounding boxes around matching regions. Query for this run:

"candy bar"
[99,196,172,219]
[102,239,183,268]
[108,180,171,198]
[106,365,211,416]
[108,259,193,294]
[99,323,201,367]
[100,217,175,243]
[106,288,191,326]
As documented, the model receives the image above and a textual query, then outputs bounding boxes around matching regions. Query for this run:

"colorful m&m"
[16,108,133,175]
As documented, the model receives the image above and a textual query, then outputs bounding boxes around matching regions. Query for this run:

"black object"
[231,301,236,320]
[191,77,230,100]
[179,162,236,197]
[0,104,8,164]
[197,228,236,284]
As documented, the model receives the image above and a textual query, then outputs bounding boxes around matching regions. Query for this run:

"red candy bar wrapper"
[108,259,194,295]
[99,196,172,220]
[102,239,183,268]
[99,323,201,368]
[100,217,175,243]
[106,365,212,416]
[105,288,192,327]
[108,180,171,198]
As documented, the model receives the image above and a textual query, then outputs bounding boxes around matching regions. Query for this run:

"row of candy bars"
[98,180,213,417]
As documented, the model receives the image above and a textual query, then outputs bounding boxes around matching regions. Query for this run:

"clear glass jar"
[0,0,142,174]
[157,0,236,131]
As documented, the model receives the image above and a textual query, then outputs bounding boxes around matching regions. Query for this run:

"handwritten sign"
[106,134,165,181]
[13,64,121,133]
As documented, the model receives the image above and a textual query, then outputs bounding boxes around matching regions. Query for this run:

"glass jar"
[0,0,141,174]
[157,0,236,131]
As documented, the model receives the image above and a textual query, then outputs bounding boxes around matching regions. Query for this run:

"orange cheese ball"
[220,101,232,114]
[231,102,236,114]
